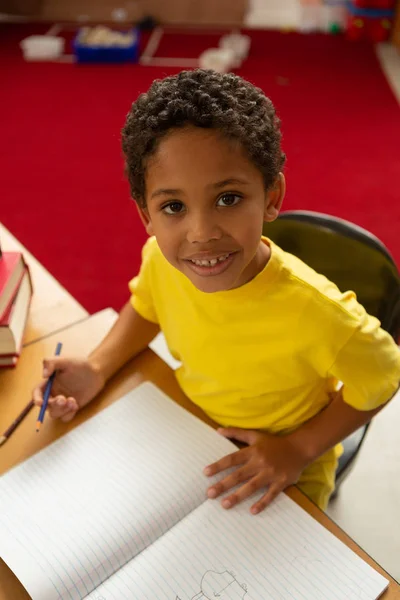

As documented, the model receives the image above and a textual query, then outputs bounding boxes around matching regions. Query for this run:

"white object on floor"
[198,47,236,73]
[298,4,321,33]
[20,35,64,61]
[219,32,251,66]
[149,332,181,370]
[319,2,347,33]
[245,0,301,29]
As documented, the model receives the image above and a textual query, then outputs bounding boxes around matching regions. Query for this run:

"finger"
[220,472,268,509]
[65,397,79,413]
[32,385,44,406]
[48,396,78,419]
[42,357,70,378]
[51,396,78,418]
[250,482,283,515]
[34,389,59,410]
[207,465,254,500]
[47,395,68,418]
[217,427,259,446]
[203,447,250,477]
[61,409,78,423]
[60,397,79,422]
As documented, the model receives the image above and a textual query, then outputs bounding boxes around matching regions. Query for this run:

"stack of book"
[0,242,33,368]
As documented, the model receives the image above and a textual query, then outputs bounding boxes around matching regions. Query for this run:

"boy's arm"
[286,387,392,463]
[205,313,400,513]
[88,301,160,382]
[288,318,400,462]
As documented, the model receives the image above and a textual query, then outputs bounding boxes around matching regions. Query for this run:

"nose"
[186,211,222,244]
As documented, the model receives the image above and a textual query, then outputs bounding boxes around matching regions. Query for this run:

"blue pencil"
[36,342,62,432]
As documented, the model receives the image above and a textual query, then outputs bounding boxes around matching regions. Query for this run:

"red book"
[0,252,26,320]
[0,356,17,368]
[0,268,33,368]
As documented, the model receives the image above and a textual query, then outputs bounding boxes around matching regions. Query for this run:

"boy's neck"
[255,237,271,275]
[235,238,271,289]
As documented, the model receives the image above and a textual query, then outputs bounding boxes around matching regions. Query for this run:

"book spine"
[0,268,26,322]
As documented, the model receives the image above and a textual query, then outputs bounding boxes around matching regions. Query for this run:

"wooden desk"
[0,223,88,344]
[1,309,399,599]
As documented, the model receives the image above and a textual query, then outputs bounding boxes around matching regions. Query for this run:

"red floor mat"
[1,25,399,313]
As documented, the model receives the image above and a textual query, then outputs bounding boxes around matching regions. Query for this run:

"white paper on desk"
[0,383,390,600]
[149,332,182,370]
[0,382,234,600]
[88,493,390,600]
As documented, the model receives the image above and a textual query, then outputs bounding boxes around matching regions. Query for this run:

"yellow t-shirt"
[129,236,400,508]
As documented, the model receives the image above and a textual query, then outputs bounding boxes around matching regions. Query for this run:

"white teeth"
[191,253,230,267]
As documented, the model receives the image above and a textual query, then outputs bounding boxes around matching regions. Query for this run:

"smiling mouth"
[189,253,231,267]
[183,252,237,277]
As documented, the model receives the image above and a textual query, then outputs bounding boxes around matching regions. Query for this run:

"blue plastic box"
[73,28,140,64]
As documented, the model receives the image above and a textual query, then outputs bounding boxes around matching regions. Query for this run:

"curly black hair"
[122,69,286,207]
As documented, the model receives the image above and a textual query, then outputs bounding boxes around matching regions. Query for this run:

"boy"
[33,69,400,513]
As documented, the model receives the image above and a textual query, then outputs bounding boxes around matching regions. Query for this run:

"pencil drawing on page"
[176,569,248,599]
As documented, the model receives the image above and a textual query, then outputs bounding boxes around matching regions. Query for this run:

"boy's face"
[140,126,285,293]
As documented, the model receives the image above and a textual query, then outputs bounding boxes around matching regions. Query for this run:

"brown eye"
[217,194,241,207]
[163,201,185,215]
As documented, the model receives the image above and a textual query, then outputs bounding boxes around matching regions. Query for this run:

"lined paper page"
[88,494,389,600]
[0,383,235,600]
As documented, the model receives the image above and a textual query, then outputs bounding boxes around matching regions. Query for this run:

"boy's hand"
[32,358,106,422]
[204,428,309,515]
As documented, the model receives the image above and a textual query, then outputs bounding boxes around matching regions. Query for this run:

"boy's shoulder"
[140,236,168,267]
[141,236,161,257]
[271,240,366,326]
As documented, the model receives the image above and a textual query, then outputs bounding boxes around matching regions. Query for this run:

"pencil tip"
[0,436,6,446]
[36,422,41,433]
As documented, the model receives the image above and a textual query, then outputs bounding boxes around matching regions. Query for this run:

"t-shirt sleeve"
[328,309,400,411]
[128,238,159,324]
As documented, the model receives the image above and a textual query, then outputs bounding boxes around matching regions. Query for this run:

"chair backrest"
[264,211,400,488]
[263,211,400,340]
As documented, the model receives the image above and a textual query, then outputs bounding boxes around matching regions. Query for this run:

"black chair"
[263,210,400,493]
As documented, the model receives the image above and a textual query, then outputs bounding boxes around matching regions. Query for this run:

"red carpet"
[1,25,399,313]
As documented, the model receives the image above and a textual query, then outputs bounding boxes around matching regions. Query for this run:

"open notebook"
[0,383,389,600]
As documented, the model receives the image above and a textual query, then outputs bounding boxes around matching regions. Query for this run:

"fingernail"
[222,499,232,509]
[207,488,217,499]
[203,467,212,476]
[43,368,49,377]
[251,506,259,515]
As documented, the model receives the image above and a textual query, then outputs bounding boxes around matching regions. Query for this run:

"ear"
[263,173,286,222]
[136,203,154,236]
